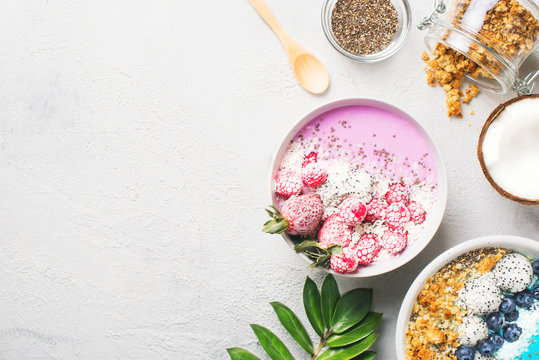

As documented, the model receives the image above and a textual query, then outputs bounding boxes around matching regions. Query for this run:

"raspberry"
[338,197,367,226]
[384,202,410,229]
[302,163,327,187]
[330,248,359,274]
[302,152,318,168]
[318,214,352,248]
[385,183,410,205]
[408,201,426,225]
[365,198,386,223]
[351,234,381,265]
[274,171,302,198]
[380,229,408,254]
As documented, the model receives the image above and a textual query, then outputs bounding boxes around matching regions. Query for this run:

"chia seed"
[331,0,399,55]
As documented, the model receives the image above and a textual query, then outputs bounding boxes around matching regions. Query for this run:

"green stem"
[311,329,333,360]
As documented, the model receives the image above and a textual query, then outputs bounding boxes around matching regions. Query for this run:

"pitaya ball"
[457,315,489,346]
[338,197,367,226]
[492,253,533,293]
[459,274,502,315]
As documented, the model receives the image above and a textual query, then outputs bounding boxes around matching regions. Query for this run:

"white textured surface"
[0,1,538,359]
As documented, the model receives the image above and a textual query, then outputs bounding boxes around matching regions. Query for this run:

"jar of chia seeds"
[419,0,539,94]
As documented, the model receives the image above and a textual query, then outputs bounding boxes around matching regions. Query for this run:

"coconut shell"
[477,94,539,205]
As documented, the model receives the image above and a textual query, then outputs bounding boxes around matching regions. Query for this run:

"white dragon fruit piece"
[459,274,502,315]
[492,253,533,293]
[457,315,489,346]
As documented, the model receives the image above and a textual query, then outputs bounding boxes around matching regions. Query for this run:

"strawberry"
[380,229,408,254]
[302,152,318,168]
[302,162,327,187]
[338,197,367,226]
[365,198,386,223]
[408,201,426,225]
[350,233,381,265]
[263,194,323,236]
[330,247,359,273]
[385,183,410,205]
[384,202,411,229]
[318,214,352,248]
[274,171,302,198]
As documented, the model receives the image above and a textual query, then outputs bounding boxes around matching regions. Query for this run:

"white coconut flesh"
[482,97,539,200]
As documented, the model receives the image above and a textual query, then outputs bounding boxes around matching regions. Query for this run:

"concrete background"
[0,0,537,359]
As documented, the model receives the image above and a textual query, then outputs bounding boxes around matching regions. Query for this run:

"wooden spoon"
[248,0,330,94]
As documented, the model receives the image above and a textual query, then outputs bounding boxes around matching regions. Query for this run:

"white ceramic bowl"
[270,98,448,277]
[395,235,539,360]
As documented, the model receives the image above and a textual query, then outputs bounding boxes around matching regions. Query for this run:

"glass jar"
[419,0,539,94]
[321,0,412,63]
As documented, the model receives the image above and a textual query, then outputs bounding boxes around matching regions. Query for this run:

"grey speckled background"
[0,0,538,359]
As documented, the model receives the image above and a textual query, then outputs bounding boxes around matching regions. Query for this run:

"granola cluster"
[423,0,539,118]
[405,248,507,360]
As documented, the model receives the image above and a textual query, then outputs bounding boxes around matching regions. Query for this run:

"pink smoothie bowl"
[270,98,448,277]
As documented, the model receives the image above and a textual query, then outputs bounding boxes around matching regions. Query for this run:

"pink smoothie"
[290,105,438,186]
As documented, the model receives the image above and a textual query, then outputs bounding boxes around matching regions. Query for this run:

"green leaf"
[327,312,382,347]
[321,274,340,329]
[270,302,314,355]
[262,220,288,234]
[303,277,324,337]
[262,207,289,234]
[250,324,294,360]
[226,347,261,360]
[331,289,373,334]
[294,240,323,252]
[326,244,343,256]
[317,333,378,360]
[351,351,376,360]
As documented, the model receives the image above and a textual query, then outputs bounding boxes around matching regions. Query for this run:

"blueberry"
[532,259,539,275]
[477,339,495,356]
[488,332,504,350]
[533,285,539,300]
[455,345,475,360]
[499,297,517,314]
[503,323,522,342]
[515,289,534,308]
[505,310,519,322]
[486,312,504,331]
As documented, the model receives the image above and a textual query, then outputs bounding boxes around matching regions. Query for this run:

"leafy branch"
[227,274,382,360]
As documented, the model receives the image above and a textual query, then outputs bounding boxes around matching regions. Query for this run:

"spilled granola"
[422,0,539,118]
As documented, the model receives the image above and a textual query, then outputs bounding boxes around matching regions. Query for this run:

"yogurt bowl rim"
[395,235,539,360]
[269,97,448,278]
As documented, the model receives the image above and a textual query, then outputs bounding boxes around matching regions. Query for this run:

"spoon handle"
[247,0,291,46]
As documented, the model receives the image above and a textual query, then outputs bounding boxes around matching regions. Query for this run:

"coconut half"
[477,94,539,205]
